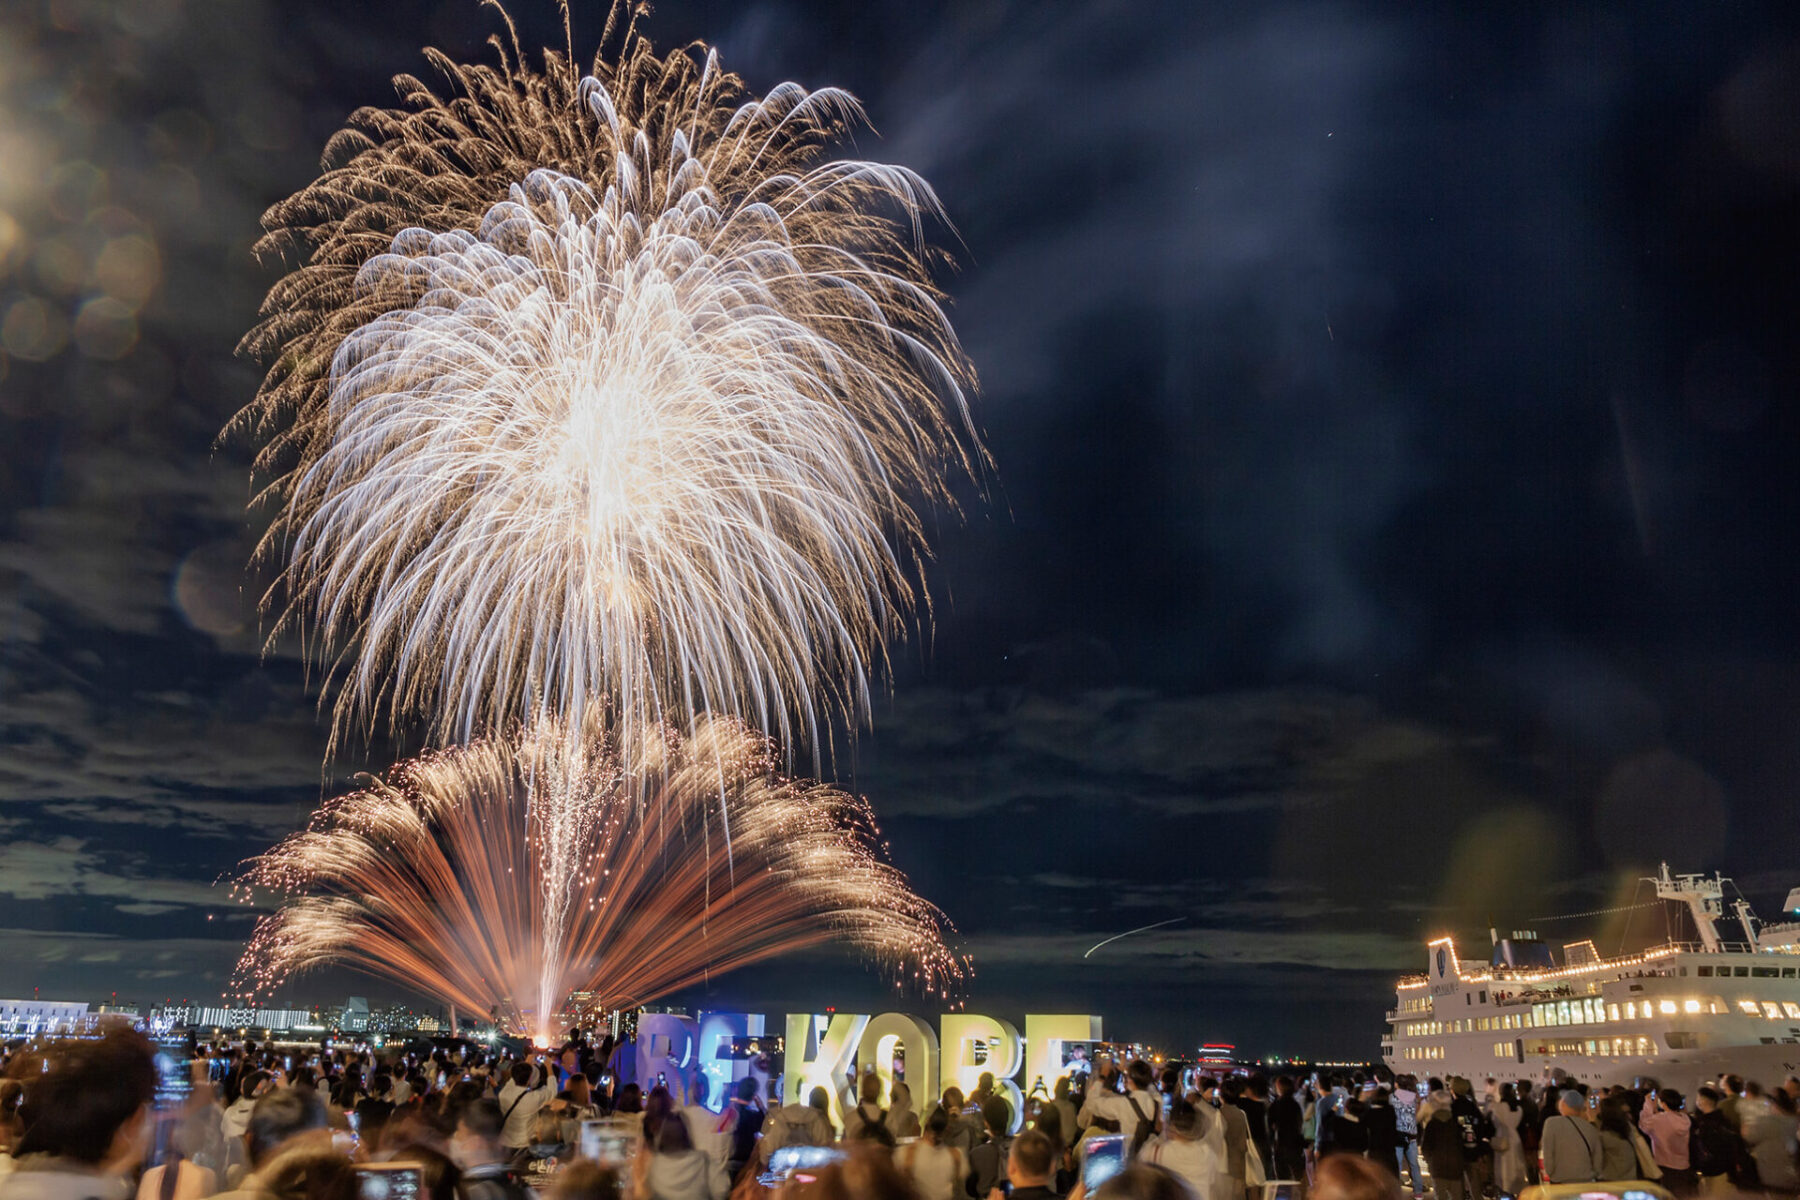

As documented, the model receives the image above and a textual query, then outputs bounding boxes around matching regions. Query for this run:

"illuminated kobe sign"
[782,1011,1103,1133]
[631,1010,1102,1132]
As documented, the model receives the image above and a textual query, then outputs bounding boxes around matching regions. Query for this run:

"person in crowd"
[1717,1077,1744,1133]
[1594,1096,1638,1182]
[896,1105,970,1200]
[1086,1162,1196,1200]
[384,1144,460,1200]
[1447,1077,1492,1199]
[1140,1095,1230,1200]
[1514,1079,1542,1186]
[932,1087,981,1154]
[1313,1073,1348,1162]
[1418,1103,1466,1200]
[0,1027,157,1200]
[547,1160,621,1200]
[843,1074,886,1142]
[560,1075,599,1124]
[612,1084,644,1133]
[223,1071,272,1153]
[968,1097,1014,1199]
[996,1128,1061,1200]
[1268,1076,1308,1186]
[355,1074,397,1148]
[1311,1153,1404,1200]
[448,1100,531,1200]
[1240,1076,1272,1179]
[670,1079,729,1172]
[495,1063,547,1157]
[1052,1079,1080,1155]
[631,1089,725,1200]
[228,1146,356,1200]
[1541,1089,1603,1185]
[1742,1084,1800,1194]
[723,1078,764,1182]
[1216,1079,1251,1200]
[759,1089,834,1166]
[884,1081,920,1141]
[1487,1083,1527,1195]
[1690,1086,1751,1195]
[0,1079,25,1178]
[1640,1088,1694,1194]
[213,1087,331,1199]
[1329,1097,1371,1158]
[1363,1086,1400,1177]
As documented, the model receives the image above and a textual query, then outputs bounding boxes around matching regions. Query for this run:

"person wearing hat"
[1541,1090,1603,1185]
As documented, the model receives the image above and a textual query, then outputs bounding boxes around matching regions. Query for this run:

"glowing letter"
[636,1012,699,1096]
[785,1012,869,1130]
[942,1013,1024,1132]
[858,1012,939,1109]
[695,1012,765,1112]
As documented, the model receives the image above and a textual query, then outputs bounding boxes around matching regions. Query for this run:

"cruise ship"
[1383,865,1800,1091]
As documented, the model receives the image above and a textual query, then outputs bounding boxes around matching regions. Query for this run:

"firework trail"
[231,715,965,1042]
[234,14,983,774]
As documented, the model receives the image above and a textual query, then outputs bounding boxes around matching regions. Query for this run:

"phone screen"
[355,1164,422,1200]
[579,1118,639,1166]
[1083,1134,1126,1191]
[765,1144,847,1184]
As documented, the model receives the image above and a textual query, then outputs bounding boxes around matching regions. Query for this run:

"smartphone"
[579,1118,639,1166]
[1083,1134,1126,1191]
[762,1145,847,1186]
[354,1164,423,1200]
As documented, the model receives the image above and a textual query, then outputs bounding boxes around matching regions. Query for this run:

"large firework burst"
[235,12,982,769]
[231,715,965,1042]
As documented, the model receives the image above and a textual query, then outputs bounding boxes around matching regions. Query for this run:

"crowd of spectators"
[5,1026,1797,1200]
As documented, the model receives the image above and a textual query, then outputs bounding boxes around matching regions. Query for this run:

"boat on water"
[1383,864,1800,1091]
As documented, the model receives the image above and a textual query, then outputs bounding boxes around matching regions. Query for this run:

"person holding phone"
[0,1028,158,1200]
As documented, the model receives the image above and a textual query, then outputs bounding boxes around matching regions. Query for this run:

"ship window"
[1559,1001,1572,1025]
[1667,1033,1699,1049]
[1741,1000,1762,1015]
[1698,966,1714,977]
[1660,1000,1677,1015]
[1735,967,1750,978]
[1685,999,1702,1014]
[1754,967,1779,978]
[1784,969,1796,979]
[1784,1002,1800,1020]
[1764,1002,1783,1020]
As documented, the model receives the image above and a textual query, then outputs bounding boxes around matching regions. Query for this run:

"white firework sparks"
[242,35,983,775]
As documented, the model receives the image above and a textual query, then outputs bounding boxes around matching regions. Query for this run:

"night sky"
[2,0,1799,1059]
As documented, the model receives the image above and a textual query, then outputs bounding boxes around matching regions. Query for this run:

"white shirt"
[1079,1081,1157,1136]
[899,1141,969,1200]
[1144,1135,1233,1200]
[497,1080,550,1149]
